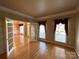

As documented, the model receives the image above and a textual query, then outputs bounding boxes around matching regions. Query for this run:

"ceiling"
[0,0,79,19]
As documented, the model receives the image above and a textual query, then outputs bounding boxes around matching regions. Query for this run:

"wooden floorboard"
[7,35,78,59]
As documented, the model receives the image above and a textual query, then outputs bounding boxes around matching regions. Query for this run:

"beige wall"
[68,17,76,47]
[75,14,79,56]
[24,22,31,39]
[0,17,6,55]
[24,22,28,38]
[46,20,54,42]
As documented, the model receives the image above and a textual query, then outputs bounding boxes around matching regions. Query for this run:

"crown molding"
[0,6,34,19]
[36,6,79,20]
[0,5,79,21]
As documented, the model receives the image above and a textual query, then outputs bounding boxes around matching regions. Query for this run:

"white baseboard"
[74,48,79,58]
[40,40,74,48]
[7,47,14,56]
[39,40,79,58]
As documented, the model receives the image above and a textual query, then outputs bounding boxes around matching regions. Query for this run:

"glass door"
[30,23,37,41]
[6,18,14,56]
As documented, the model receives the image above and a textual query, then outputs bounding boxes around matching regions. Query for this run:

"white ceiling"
[0,0,79,18]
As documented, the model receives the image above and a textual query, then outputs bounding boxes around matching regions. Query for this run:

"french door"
[6,18,14,56]
[30,23,37,41]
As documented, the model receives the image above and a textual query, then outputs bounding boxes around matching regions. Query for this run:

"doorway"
[13,20,25,48]
[6,18,26,56]
[6,18,37,56]
[19,24,24,35]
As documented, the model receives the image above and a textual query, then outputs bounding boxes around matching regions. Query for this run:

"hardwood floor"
[8,35,78,59]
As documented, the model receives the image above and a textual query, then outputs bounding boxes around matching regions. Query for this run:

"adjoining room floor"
[8,35,78,59]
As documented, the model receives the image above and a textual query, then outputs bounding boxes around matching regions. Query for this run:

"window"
[55,23,66,43]
[19,25,24,34]
[39,25,46,39]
